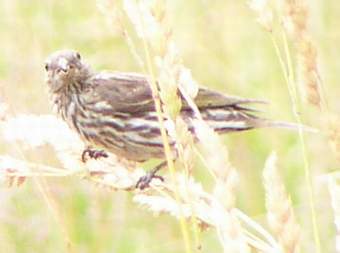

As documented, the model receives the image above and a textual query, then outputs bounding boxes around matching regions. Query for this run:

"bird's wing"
[90,72,155,114]
[90,72,264,114]
[189,87,265,109]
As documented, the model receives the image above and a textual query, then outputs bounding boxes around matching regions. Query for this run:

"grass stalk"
[141,37,192,253]
[271,29,321,253]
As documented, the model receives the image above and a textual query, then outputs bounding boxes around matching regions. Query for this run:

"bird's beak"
[57,57,69,72]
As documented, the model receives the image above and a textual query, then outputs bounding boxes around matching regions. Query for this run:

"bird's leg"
[136,161,167,190]
[81,147,109,163]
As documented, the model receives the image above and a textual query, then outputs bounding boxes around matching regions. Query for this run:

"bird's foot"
[136,161,167,190]
[81,148,108,163]
[136,172,164,190]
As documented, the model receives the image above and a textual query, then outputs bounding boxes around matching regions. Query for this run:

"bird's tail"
[197,102,318,134]
[257,120,318,133]
[200,107,317,134]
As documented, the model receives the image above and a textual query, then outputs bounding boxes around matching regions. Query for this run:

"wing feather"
[89,72,264,114]
[90,72,155,113]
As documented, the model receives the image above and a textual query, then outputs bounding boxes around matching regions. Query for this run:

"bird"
[45,49,298,189]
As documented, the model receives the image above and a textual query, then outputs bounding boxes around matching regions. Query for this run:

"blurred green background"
[0,0,339,252]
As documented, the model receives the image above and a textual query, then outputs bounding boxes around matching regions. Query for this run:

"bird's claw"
[136,172,164,190]
[81,148,108,163]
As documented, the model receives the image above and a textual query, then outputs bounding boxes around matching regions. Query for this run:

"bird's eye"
[76,52,81,60]
[44,63,49,71]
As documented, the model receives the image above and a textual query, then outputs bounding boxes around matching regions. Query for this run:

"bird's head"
[45,49,91,92]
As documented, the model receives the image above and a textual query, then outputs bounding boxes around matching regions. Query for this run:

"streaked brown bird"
[45,49,295,189]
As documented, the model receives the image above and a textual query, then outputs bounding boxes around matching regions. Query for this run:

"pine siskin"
[45,49,294,189]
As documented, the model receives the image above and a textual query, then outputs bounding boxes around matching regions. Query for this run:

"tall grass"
[0,0,340,252]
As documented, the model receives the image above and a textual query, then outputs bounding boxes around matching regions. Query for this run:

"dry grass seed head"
[248,0,274,32]
[297,38,321,107]
[278,0,322,108]
[328,115,340,163]
[279,0,308,38]
[194,120,238,209]
[263,152,300,253]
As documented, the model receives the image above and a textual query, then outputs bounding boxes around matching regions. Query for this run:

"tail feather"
[186,91,317,134]
[257,120,318,133]
[198,106,317,134]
